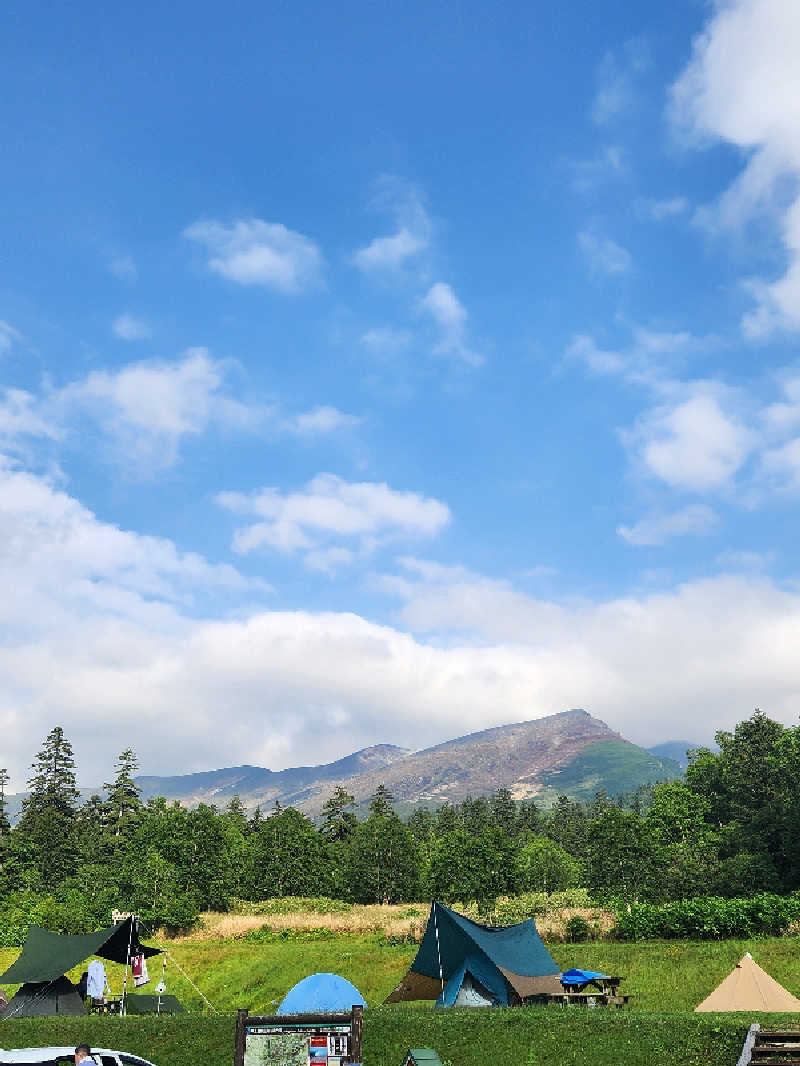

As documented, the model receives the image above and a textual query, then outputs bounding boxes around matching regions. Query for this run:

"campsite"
[4,902,800,1065]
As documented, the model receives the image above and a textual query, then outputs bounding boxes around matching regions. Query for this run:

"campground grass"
[5,934,800,1064]
[6,934,800,1012]
[0,1010,751,1066]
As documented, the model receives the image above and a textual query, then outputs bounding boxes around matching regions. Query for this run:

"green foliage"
[613,892,800,940]
[564,914,590,941]
[232,895,353,915]
[516,836,584,894]
[18,726,80,889]
[242,924,337,942]
[345,812,419,903]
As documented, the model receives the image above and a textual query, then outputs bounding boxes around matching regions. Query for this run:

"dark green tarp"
[0,917,160,985]
[0,976,86,1018]
[385,901,560,1005]
[123,994,185,1015]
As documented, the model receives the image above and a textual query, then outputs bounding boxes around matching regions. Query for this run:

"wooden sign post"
[234,1005,363,1066]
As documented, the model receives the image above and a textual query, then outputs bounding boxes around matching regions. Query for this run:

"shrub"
[565,915,590,942]
[613,892,800,940]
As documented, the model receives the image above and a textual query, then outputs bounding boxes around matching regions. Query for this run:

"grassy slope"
[0,1012,748,1066]
[5,936,800,1065]
[6,936,800,1012]
[538,740,682,802]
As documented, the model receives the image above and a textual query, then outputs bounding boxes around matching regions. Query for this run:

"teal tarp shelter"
[0,917,159,986]
[384,901,562,1006]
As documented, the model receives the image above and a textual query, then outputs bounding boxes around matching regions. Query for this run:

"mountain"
[646,740,702,771]
[133,709,682,815]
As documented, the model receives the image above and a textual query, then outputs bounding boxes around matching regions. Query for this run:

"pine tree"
[0,768,10,839]
[369,783,394,817]
[104,748,142,844]
[320,787,358,843]
[18,726,80,888]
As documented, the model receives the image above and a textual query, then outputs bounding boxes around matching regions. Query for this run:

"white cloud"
[6,468,800,786]
[351,177,431,274]
[351,229,427,272]
[716,548,772,571]
[635,196,690,221]
[0,352,359,475]
[281,405,362,436]
[218,473,451,568]
[618,504,718,546]
[592,39,649,125]
[625,384,757,492]
[112,313,152,341]
[0,389,62,446]
[420,282,483,366]
[566,323,701,384]
[184,218,324,292]
[360,327,413,355]
[578,231,632,277]
[671,0,800,336]
[0,321,22,354]
[59,349,270,470]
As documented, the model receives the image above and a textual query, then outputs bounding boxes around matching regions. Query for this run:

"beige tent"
[695,953,800,1012]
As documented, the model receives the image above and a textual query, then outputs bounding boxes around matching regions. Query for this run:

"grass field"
[4,929,800,1064]
[0,1010,751,1066]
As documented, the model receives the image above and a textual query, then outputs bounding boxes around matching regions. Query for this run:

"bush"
[613,892,800,940]
[231,896,353,915]
[565,915,590,942]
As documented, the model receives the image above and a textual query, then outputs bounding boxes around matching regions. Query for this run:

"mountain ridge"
[133,708,682,815]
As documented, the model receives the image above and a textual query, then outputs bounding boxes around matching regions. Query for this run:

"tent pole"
[433,902,444,997]
[120,915,135,1016]
[157,953,167,1014]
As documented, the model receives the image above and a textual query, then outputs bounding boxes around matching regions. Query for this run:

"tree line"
[0,710,797,939]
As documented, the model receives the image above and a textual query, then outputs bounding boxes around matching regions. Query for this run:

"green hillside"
[538,740,682,803]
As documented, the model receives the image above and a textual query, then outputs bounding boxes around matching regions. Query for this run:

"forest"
[1,710,798,943]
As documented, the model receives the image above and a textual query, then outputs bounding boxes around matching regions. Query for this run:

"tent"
[695,953,800,1012]
[0,917,162,1020]
[384,901,562,1007]
[124,994,185,1015]
[277,973,366,1015]
[0,976,86,1019]
[0,917,160,986]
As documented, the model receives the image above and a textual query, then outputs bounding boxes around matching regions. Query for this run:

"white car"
[0,1049,158,1066]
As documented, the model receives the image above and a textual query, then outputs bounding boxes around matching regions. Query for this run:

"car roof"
[0,1050,155,1066]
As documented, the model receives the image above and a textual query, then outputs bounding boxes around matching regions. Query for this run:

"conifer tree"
[0,767,10,840]
[104,748,142,843]
[18,726,80,888]
[320,786,358,843]
[369,783,394,817]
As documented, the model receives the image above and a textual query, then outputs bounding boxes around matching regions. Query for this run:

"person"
[74,1045,93,1066]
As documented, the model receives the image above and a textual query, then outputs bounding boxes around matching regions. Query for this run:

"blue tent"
[277,973,366,1015]
[385,901,562,1006]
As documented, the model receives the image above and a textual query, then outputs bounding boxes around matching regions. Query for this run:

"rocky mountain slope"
[134,708,682,815]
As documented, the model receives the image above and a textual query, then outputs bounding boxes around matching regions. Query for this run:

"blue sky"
[3,0,800,789]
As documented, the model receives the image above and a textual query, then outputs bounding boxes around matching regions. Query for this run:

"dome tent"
[277,973,366,1015]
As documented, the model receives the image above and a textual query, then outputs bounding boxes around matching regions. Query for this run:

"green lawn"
[4,935,800,1065]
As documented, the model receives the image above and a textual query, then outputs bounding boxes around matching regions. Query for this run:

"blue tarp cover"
[560,969,609,985]
[277,972,366,1015]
